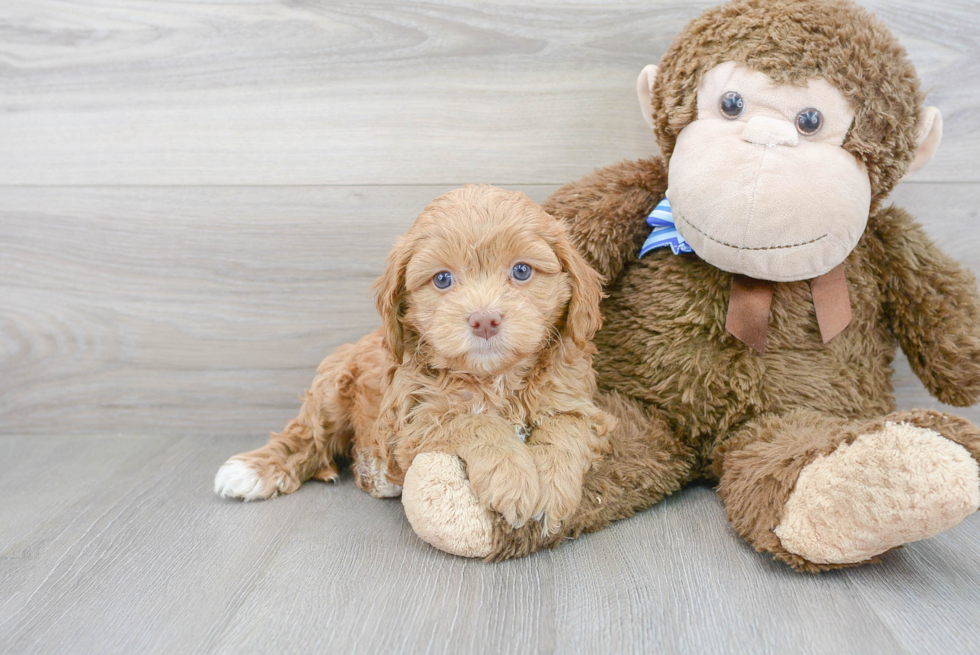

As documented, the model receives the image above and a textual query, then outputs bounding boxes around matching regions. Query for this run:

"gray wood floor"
[2,434,978,655]
[2,1,980,653]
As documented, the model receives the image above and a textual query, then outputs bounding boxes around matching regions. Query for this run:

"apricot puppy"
[214,185,613,534]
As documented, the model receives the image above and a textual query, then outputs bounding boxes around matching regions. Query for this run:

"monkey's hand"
[877,206,980,406]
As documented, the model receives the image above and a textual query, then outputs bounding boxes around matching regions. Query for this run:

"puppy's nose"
[741,116,799,147]
[469,311,501,339]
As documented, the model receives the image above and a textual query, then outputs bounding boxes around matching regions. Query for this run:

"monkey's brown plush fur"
[484,0,980,570]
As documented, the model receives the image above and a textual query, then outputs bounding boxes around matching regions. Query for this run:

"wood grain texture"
[2,183,979,436]
[0,0,978,186]
[1,434,978,654]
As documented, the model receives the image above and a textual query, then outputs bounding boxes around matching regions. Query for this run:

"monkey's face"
[665,62,871,282]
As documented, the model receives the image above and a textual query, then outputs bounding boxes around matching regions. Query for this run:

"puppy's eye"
[719,91,744,119]
[433,271,454,290]
[511,262,533,282]
[795,108,822,135]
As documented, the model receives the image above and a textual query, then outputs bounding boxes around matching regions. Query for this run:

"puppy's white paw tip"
[213,458,272,501]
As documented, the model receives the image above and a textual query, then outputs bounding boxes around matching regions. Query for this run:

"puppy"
[214,185,613,533]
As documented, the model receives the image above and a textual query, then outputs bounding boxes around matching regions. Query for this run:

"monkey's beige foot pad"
[402,452,494,558]
[774,422,980,565]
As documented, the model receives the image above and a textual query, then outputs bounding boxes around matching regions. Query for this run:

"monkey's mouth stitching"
[676,213,828,251]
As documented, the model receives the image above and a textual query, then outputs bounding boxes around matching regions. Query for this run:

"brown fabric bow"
[725,263,852,355]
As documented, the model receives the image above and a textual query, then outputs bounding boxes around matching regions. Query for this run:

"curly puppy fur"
[215,185,614,535]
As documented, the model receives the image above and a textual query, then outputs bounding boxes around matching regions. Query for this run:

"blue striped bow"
[639,198,694,257]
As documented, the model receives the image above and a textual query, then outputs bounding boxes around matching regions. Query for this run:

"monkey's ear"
[902,106,943,180]
[636,64,659,130]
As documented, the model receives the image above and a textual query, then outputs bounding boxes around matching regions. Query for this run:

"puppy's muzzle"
[469,311,501,339]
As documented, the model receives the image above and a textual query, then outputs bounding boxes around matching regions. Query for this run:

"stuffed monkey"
[401,0,980,571]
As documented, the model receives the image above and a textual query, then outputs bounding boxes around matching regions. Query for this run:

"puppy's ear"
[373,236,412,362]
[552,224,604,349]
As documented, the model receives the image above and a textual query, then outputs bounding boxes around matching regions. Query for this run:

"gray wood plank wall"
[3,0,979,436]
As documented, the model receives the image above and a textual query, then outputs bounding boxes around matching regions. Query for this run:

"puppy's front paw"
[467,449,540,529]
[532,485,581,537]
[530,446,584,536]
[213,456,298,501]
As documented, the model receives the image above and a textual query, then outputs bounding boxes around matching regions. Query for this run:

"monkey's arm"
[875,206,980,407]
[543,156,668,283]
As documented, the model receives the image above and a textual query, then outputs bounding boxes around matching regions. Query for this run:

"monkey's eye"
[433,271,454,290]
[511,262,533,282]
[719,91,744,119]
[795,108,822,135]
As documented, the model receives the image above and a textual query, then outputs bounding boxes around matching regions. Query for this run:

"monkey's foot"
[774,421,980,565]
